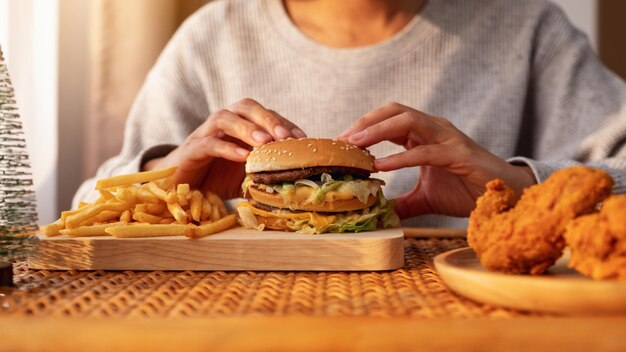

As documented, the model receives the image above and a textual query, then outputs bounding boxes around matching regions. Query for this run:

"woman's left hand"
[338,102,536,219]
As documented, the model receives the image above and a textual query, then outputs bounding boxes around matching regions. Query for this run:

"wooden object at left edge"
[28,227,404,271]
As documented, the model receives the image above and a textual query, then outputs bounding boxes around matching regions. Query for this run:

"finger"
[229,98,298,140]
[374,144,463,171]
[338,102,407,140]
[347,112,424,147]
[346,113,413,147]
[182,136,249,166]
[193,110,271,146]
[212,109,273,147]
[352,112,456,148]
[268,110,307,138]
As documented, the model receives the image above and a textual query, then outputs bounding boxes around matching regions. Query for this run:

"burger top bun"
[246,138,375,173]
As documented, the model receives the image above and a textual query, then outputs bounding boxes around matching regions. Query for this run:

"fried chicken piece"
[564,195,626,281]
[468,166,613,275]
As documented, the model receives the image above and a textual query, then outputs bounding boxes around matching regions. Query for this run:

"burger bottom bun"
[249,186,377,212]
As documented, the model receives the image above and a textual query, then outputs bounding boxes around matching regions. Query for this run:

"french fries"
[61,222,126,237]
[105,224,192,238]
[95,167,176,190]
[44,167,236,239]
[167,202,188,224]
[189,190,203,222]
[186,214,236,239]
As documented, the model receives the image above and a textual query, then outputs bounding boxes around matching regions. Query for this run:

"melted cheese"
[258,184,365,203]
[237,202,337,228]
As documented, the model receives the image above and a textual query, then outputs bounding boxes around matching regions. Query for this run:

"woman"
[75,0,626,227]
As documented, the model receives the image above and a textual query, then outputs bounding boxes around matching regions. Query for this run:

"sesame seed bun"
[245,138,375,173]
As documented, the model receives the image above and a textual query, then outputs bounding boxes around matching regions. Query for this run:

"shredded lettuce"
[237,205,265,231]
[295,179,319,188]
[252,173,383,205]
[241,175,254,197]
[286,192,400,234]
[244,173,386,207]
[237,190,400,234]
[337,181,373,204]
[320,173,333,183]
[327,212,378,233]
[307,174,382,204]
[309,180,343,204]
[379,194,401,229]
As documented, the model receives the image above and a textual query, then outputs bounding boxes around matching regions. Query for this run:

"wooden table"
[1,228,625,351]
[1,316,625,351]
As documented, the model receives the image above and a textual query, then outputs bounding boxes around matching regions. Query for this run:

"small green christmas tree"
[0,46,38,261]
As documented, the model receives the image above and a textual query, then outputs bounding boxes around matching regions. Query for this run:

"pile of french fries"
[44,167,236,239]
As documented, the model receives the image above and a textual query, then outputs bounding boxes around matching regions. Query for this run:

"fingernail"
[373,159,391,172]
[252,130,271,143]
[236,147,249,156]
[292,128,306,138]
[338,127,353,138]
[374,158,389,168]
[349,130,366,142]
[274,125,291,140]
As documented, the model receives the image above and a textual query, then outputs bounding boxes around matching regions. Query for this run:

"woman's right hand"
[143,98,306,199]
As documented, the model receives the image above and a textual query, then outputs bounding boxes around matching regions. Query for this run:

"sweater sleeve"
[72,16,210,207]
[509,2,626,193]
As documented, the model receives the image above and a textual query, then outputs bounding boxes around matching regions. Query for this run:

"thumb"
[393,184,431,219]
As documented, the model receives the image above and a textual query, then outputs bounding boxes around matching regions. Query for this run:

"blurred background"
[1,0,625,224]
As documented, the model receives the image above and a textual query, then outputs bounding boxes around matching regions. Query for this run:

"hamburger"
[236,138,400,234]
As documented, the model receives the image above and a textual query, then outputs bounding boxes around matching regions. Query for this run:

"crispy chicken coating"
[468,167,613,275]
[564,195,626,281]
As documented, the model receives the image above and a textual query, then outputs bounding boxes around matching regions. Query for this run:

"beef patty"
[250,199,353,215]
[250,166,371,184]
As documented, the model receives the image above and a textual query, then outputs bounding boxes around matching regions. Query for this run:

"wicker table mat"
[1,238,536,318]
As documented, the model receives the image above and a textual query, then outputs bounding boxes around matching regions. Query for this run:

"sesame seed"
[313,148,317,153]
[288,152,293,156]
[307,143,313,147]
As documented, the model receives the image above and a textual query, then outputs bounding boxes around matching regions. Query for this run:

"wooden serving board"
[434,247,626,315]
[28,227,404,271]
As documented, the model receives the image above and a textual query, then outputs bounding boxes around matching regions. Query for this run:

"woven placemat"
[0,238,536,318]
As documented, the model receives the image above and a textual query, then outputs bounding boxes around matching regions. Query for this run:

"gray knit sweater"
[75,0,626,228]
